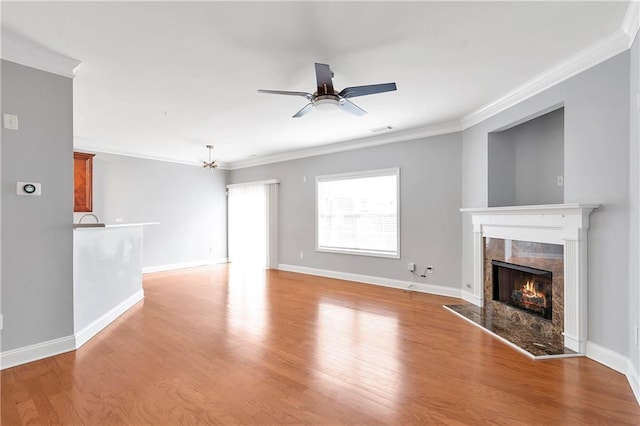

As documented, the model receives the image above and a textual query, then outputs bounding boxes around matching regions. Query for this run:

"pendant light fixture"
[203,145,217,170]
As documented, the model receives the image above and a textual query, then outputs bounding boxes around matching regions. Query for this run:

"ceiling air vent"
[369,125,393,133]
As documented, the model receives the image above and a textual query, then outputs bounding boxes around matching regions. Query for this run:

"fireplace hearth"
[444,237,568,357]
[492,260,552,321]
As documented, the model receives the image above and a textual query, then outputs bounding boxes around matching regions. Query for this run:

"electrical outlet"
[426,266,434,274]
[557,175,564,186]
[408,262,416,272]
[299,251,304,259]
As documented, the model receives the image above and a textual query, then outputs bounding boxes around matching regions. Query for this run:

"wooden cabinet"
[74,152,95,212]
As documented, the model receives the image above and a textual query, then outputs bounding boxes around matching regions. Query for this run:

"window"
[316,168,399,258]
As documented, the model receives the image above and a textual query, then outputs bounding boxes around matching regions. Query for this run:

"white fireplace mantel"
[460,203,599,354]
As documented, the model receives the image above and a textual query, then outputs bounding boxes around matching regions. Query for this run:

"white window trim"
[226,179,279,188]
[315,167,400,259]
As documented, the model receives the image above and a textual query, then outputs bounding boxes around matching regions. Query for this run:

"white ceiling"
[1,1,633,168]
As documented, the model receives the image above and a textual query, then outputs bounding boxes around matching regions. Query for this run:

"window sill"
[316,247,400,259]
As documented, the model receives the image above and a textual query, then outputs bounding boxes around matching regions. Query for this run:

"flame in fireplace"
[494,260,553,320]
[521,279,547,308]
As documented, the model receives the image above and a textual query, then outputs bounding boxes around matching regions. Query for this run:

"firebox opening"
[492,260,552,321]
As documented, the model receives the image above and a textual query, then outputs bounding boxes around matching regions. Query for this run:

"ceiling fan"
[258,63,397,118]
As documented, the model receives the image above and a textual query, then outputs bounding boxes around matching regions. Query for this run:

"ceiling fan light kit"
[258,63,397,118]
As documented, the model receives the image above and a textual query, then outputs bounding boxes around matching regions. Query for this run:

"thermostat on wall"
[17,182,42,196]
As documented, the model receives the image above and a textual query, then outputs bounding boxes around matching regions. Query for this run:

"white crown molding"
[622,1,640,42]
[460,29,631,130]
[228,120,462,170]
[1,31,81,78]
[74,144,231,170]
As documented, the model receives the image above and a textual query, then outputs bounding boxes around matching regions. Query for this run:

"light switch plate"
[17,182,42,196]
[3,114,19,130]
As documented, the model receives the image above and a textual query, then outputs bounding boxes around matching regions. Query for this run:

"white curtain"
[227,181,278,269]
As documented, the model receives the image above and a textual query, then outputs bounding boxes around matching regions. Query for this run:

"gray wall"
[229,133,462,288]
[513,108,564,206]
[489,108,564,207]
[1,60,74,351]
[488,131,515,207]
[462,51,630,355]
[629,33,640,380]
[86,153,228,269]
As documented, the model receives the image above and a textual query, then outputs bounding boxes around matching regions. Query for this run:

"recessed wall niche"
[488,107,564,207]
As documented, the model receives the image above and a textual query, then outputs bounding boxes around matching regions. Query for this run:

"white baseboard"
[143,257,229,273]
[627,360,640,405]
[277,264,461,299]
[0,335,76,370]
[75,289,144,348]
[586,341,629,374]
[1,290,145,370]
[563,341,640,406]
[461,290,482,307]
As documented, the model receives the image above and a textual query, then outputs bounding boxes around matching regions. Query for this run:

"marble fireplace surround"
[460,204,598,354]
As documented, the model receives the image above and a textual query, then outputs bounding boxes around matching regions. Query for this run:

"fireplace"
[492,260,552,320]
[460,204,598,354]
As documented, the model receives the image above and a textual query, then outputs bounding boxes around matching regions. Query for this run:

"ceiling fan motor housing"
[314,94,341,110]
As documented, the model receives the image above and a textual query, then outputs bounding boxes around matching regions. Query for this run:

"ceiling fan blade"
[338,82,397,98]
[293,103,314,118]
[339,98,366,116]
[258,89,313,100]
[315,63,334,95]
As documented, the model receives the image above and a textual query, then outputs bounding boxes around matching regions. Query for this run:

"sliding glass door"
[227,181,278,268]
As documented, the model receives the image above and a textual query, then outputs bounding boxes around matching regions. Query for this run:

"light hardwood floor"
[2,265,639,424]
